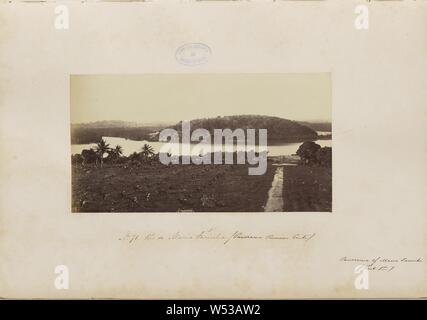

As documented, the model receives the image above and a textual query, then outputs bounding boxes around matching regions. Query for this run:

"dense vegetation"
[296,141,332,167]
[72,139,158,165]
[169,115,318,143]
[71,121,164,144]
[297,121,332,132]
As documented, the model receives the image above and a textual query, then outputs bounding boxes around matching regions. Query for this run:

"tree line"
[72,139,158,167]
[72,138,332,168]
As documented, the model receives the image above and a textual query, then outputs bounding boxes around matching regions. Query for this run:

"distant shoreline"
[71,135,332,146]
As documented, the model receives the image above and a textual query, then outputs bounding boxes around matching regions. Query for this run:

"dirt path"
[264,167,284,212]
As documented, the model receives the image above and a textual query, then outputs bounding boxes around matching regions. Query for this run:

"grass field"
[72,163,275,212]
[282,165,332,212]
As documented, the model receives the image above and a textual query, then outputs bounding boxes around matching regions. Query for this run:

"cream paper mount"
[0,1,426,299]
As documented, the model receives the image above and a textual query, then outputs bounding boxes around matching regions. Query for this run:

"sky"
[70,73,331,124]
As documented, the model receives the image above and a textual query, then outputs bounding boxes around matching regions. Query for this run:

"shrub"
[296,141,321,165]
[316,147,332,167]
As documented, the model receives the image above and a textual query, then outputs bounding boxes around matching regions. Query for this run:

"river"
[71,133,332,157]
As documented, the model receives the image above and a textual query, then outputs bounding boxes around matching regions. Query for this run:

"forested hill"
[297,121,331,132]
[71,121,165,144]
[172,115,318,143]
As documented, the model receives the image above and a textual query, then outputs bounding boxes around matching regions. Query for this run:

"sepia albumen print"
[71,74,332,213]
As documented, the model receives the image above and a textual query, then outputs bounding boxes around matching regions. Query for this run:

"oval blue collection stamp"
[175,43,212,66]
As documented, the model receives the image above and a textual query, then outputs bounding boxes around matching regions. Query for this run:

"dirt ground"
[72,162,275,212]
[282,165,332,212]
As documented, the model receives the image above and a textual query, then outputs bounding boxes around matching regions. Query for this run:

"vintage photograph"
[3,0,427,302]
[71,74,332,213]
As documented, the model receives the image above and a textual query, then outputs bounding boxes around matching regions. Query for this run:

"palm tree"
[141,144,155,162]
[107,145,123,164]
[94,138,110,167]
[113,145,123,157]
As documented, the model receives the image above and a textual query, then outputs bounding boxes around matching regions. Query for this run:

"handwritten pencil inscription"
[118,228,316,246]
[340,256,423,272]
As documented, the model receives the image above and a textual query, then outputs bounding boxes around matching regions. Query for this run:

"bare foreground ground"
[72,162,332,213]
[283,166,332,212]
[72,163,276,212]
